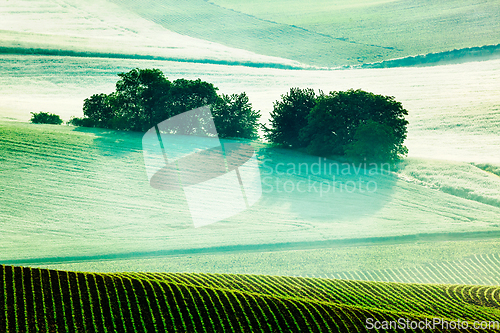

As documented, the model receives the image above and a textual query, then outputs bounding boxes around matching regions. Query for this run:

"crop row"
[130,271,500,324]
[0,265,499,332]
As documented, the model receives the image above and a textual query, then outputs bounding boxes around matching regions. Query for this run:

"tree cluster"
[263,88,409,163]
[71,68,260,139]
[67,69,409,163]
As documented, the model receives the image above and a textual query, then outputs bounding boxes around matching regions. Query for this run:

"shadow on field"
[71,126,144,157]
[255,146,398,223]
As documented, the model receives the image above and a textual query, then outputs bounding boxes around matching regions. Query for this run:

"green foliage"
[263,87,316,148]
[82,93,116,128]
[113,68,171,132]
[212,92,260,139]
[75,68,260,138]
[266,88,409,163]
[345,120,408,163]
[30,111,63,125]
[302,89,408,162]
[67,116,96,127]
[168,78,218,116]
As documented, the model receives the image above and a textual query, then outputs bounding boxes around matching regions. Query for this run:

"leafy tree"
[168,78,218,116]
[114,68,171,131]
[345,120,408,162]
[82,93,115,128]
[301,89,408,162]
[263,87,316,148]
[74,68,261,139]
[212,92,261,139]
[30,112,63,125]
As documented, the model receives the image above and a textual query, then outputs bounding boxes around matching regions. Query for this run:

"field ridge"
[359,43,500,68]
[0,46,306,70]
[203,0,399,52]
[6,230,500,267]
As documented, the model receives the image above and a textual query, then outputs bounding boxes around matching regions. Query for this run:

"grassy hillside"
[1,121,500,264]
[108,0,373,68]
[2,1,499,67]
[1,265,499,332]
[37,239,500,288]
[0,0,301,68]
[2,54,499,164]
[208,0,500,66]
[110,0,500,67]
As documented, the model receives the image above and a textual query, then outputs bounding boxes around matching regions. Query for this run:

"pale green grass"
[210,0,500,64]
[107,0,371,67]
[38,238,500,286]
[0,0,300,67]
[2,0,499,67]
[398,158,500,208]
[1,121,500,264]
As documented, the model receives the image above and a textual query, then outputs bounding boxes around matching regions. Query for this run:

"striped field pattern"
[1,265,499,332]
[327,253,500,286]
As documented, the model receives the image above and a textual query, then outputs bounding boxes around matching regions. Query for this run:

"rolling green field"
[2,0,499,68]
[1,264,499,332]
[111,0,500,67]
[2,54,500,165]
[2,121,500,263]
[1,1,500,330]
[37,239,500,287]
[0,0,302,69]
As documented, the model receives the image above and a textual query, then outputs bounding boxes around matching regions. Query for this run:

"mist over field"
[1,0,500,285]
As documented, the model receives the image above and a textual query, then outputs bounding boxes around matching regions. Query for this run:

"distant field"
[1,265,499,332]
[107,0,500,67]
[2,0,500,67]
[208,0,500,66]
[108,0,371,68]
[0,0,301,68]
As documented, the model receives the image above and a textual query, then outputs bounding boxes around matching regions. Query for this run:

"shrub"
[30,112,63,125]
[67,117,96,127]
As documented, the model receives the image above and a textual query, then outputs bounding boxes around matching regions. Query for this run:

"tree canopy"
[265,88,409,163]
[263,87,316,148]
[212,93,260,139]
[73,68,260,139]
[73,72,409,162]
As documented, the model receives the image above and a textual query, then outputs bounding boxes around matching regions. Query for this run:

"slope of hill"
[2,1,500,67]
[1,265,499,332]
[208,0,500,66]
[0,0,304,68]
[108,0,376,68]
[108,0,500,67]
[1,121,500,264]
